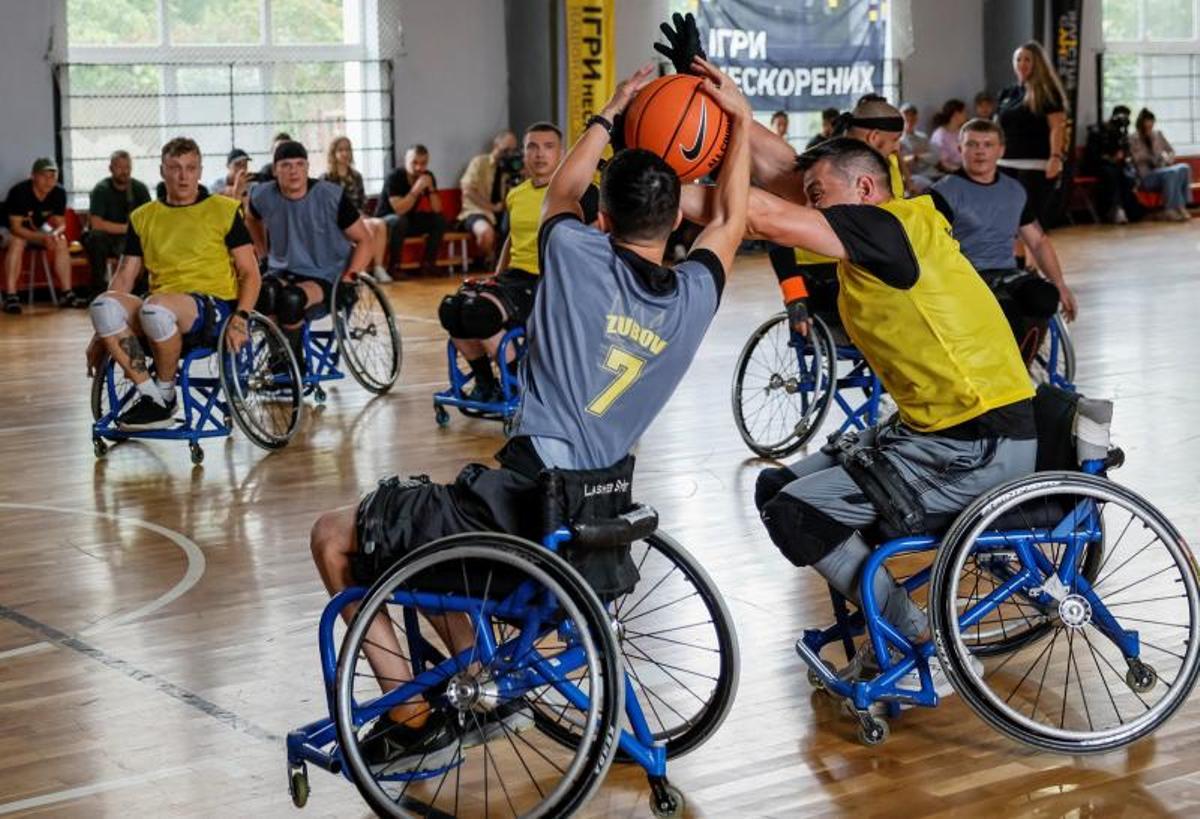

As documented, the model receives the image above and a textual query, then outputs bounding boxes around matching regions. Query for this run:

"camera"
[497,149,524,185]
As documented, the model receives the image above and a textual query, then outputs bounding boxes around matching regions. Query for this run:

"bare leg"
[3,238,26,293]
[470,220,496,267]
[48,235,72,291]
[95,291,151,384]
[366,217,389,271]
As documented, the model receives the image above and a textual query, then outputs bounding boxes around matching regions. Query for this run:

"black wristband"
[235,309,250,321]
[586,115,614,138]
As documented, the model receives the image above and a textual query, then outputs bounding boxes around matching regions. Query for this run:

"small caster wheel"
[313,386,326,404]
[649,780,684,818]
[1126,661,1157,693]
[806,659,840,692]
[856,714,889,746]
[502,416,516,438]
[93,437,108,458]
[189,443,205,465]
[435,406,450,427]
[288,766,309,808]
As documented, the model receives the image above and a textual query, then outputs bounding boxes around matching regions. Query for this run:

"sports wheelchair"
[432,331,527,436]
[796,387,1199,751]
[287,463,739,817]
[91,305,304,465]
[732,310,1076,460]
[294,273,403,402]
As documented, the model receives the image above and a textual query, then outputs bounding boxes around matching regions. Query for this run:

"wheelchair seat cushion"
[540,454,641,598]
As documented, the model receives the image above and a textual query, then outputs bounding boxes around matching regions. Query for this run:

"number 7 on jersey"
[586,345,646,416]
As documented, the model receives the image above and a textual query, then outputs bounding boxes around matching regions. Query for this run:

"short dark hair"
[771,110,788,121]
[162,137,201,160]
[960,118,1005,143]
[600,149,680,242]
[821,107,841,123]
[407,143,429,156]
[525,121,562,140]
[796,136,891,189]
[272,131,292,143]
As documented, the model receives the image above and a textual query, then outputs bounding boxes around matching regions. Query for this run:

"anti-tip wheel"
[288,767,309,808]
[806,659,840,692]
[1126,661,1158,693]
[93,437,108,458]
[313,386,326,404]
[434,406,450,427]
[189,443,205,465]
[650,782,685,818]
[856,715,889,746]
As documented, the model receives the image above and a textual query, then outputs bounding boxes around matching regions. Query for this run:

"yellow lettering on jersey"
[605,313,668,356]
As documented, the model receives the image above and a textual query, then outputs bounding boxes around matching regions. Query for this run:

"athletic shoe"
[465,383,504,405]
[359,711,461,774]
[460,700,535,749]
[61,289,90,309]
[117,394,176,430]
[3,294,21,315]
[1110,206,1129,225]
[371,265,393,284]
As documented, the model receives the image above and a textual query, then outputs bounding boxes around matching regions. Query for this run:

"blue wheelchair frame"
[287,525,670,790]
[298,313,347,402]
[1042,315,1074,391]
[794,458,1134,717]
[432,327,526,427]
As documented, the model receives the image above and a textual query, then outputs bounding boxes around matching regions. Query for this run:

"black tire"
[930,472,1200,753]
[335,533,624,818]
[1031,313,1076,388]
[334,274,402,394]
[731,313,835,459]
[218,311,303,450]
[531,532,739,760]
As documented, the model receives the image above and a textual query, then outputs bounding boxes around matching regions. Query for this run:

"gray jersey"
[514,215,724,470]
[249,179,357,284]
[932,170,1035,271]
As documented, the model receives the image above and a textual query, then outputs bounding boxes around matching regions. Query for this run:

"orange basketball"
[623,74,730,183]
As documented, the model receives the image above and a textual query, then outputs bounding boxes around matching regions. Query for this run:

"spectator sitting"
[930,98,967,173]
[1131,108,1193,222]
[323,135,393,282]
[974,91,996,120]
[458,130,518,269]
[899,102,940,192]
[374,144,447,277]
[210,148,251,198]
[84,150,151,295]
[806,106,840,149]
[4,157,87,313]
[1083,105,1141,224]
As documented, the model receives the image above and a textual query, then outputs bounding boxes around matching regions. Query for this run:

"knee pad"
[761,493,854,567]
[438,291,468,337]
[89,294,128,338]
[459,294,504,339]
[138,301,179,342]
[256,277,283,315]
[755,465,795,512]
[1013,276,1060,318]
[276,284,309,326]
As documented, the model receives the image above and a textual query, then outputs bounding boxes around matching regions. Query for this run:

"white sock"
[156,379,176,403]
[373,264,388,277]
[136,379,164,406]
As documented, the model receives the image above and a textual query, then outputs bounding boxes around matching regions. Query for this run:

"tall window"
[1102,0,1200,151]
[61,0,392,206]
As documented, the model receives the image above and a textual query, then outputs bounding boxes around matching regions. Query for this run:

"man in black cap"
[210,147,252,198]
[4,157,86,313]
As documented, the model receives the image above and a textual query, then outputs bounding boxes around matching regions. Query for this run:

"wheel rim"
[219,314,302,449]
[1030,313,1075,387]
[938,475,1200,748]
[732,313,833,458]
[335,537,622,818]
[336,276,401,393]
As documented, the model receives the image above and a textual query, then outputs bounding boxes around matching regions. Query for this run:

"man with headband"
[246,140,375,371]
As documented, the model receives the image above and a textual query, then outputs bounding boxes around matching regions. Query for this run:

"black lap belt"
[196,295,222,348]
[822,433,926,536]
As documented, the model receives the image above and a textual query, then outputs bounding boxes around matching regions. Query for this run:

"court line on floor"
[0,503,205,660]
[0,603,280,746]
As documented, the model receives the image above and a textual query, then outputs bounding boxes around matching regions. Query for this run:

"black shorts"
[492,269,540,326]
[462,213,494,234]
[350,446,543,586]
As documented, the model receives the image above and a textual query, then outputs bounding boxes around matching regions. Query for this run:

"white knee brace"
[89,294,129,338]
[139,302,179,343]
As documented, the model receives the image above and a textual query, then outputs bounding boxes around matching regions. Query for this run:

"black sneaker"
[61,289,90,309]
[3,294,21,315]
[359,710,461,774]
[465,383,504,405]
[461,699,535,749]
[117,394,176,430]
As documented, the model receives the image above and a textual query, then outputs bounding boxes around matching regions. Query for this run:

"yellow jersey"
[128,193,244,300]
[506,179,599,274]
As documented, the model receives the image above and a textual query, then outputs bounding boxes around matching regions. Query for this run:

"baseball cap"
[32,157,58,173]
[226,148,250,166]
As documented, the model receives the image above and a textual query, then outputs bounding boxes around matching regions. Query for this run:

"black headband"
[849,115,905,133]
[273,140,308,163]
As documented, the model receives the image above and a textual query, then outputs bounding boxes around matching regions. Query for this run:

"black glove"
[785,299,810,334]
[654,12,706,75]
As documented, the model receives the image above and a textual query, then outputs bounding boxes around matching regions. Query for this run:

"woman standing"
[997,41,1068,224]
[1130,109,1193,221]
[323,136,392,281]
[929,99,968,173]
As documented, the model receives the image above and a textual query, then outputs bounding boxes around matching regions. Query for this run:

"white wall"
[0,0,62,192]
[615,0,673,77]
[390,0,509,185]
[900,0,986,132]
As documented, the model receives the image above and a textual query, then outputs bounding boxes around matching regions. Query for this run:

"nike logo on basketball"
[680,101,707,162]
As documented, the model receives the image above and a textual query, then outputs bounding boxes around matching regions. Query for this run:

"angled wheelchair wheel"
[218,312,303,450]
[731,313,835,459]
[531,532,739,760]
[1030,313,1076,388]
[930,472,1200,753]
[335,533,623,818]
[334,274,402,394]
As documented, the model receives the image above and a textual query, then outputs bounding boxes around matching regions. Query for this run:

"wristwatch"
[586,114,614,138]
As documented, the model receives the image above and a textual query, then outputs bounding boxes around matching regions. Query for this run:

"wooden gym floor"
[1,219,1199,817]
